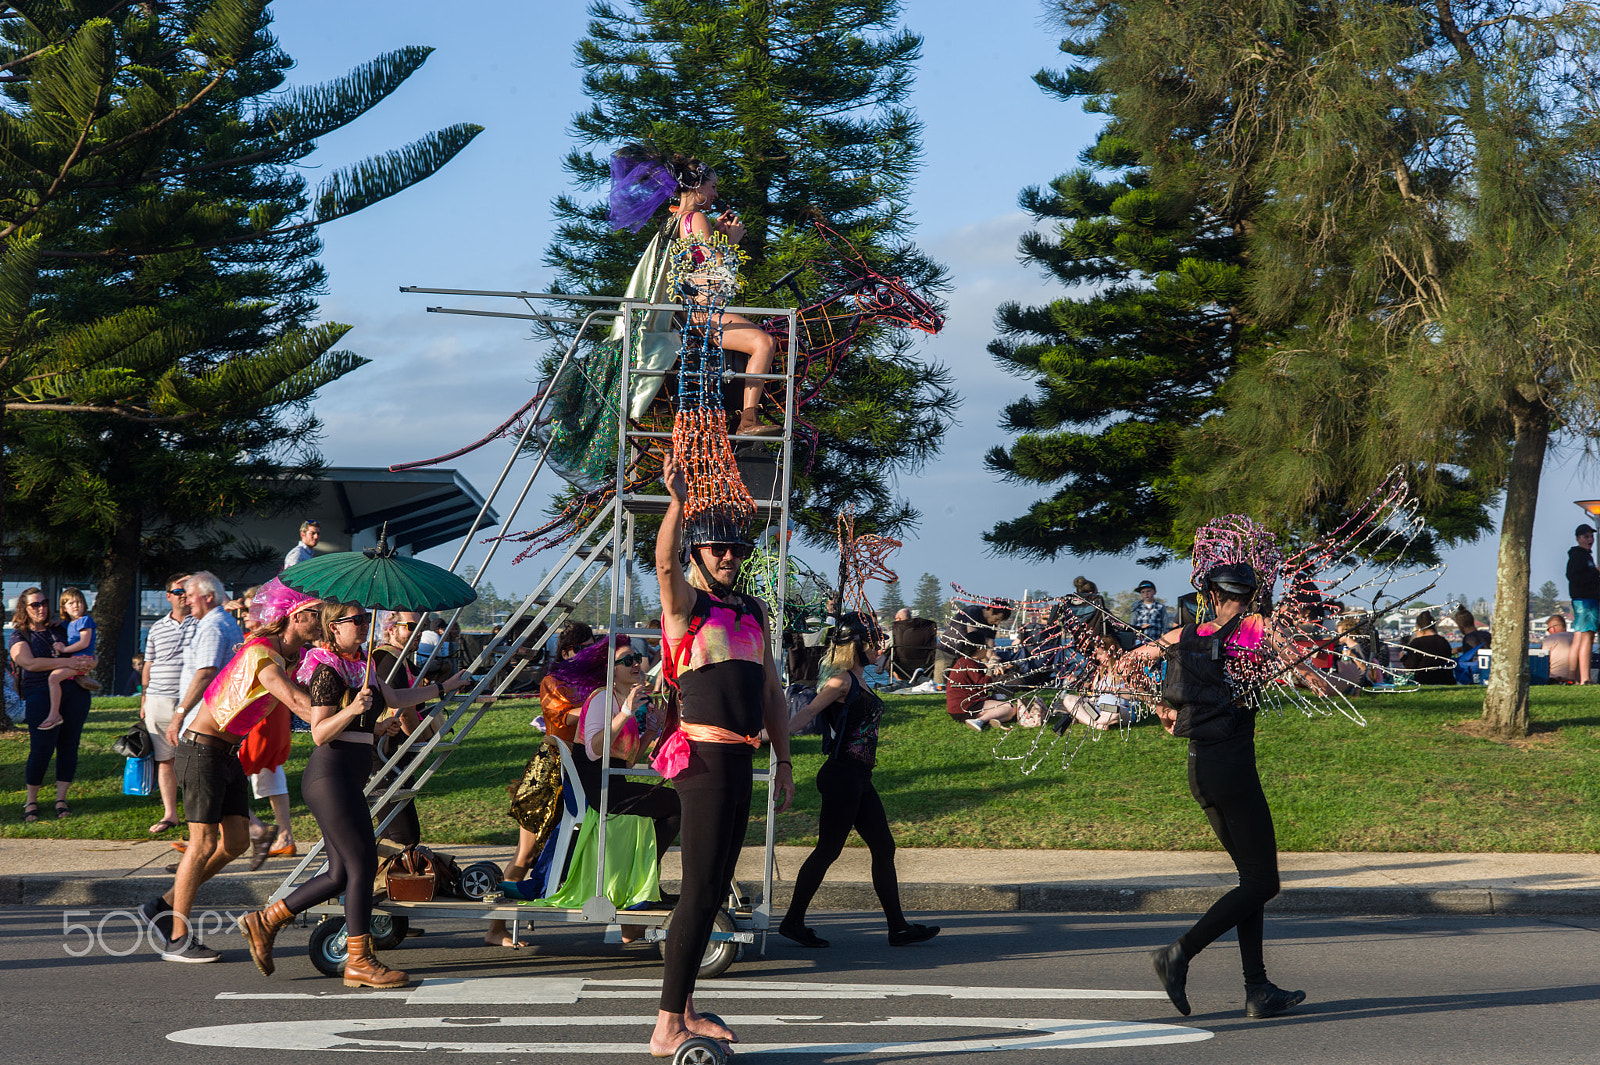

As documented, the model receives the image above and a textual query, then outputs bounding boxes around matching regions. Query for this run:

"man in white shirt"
[141,573,194,836]
[282,519,320,571]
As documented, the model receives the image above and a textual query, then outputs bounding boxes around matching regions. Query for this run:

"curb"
[6,875,1600,917]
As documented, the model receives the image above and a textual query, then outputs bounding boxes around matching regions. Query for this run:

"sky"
[261,0,1599,611]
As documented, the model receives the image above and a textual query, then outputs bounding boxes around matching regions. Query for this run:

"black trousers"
[572,751,682,862]
[284,741,380,936]
[660,742,751,1013]
[1177,745,1280,985]
[784,757,907,930]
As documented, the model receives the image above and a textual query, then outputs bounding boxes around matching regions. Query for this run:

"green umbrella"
[278,533,477,612]
[279,530,477,688]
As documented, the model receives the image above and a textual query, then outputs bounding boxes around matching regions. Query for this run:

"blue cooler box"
[1481,649,1550,685]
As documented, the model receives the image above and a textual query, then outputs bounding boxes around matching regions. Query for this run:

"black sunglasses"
[703,543,752,559]
[25,600,48,609]
[168,587,186,595]
[616,652,644,667]
[332,614,370,629]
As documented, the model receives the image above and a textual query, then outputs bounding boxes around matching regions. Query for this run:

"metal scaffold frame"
[270,284,799,979]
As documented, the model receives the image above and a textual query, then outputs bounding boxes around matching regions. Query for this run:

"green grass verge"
[4,688,1599,851]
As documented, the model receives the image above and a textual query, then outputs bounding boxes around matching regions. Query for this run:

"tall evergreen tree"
[0,1,482,675]
[911,571,943,619]
[1088,0,1600,735]
[547,0,956,542]
[876,578,905,617]
[987,15,1493,567]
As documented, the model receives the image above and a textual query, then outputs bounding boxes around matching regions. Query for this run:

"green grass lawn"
[5,687,1600,852]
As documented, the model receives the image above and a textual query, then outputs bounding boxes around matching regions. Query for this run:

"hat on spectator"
[1577,524,1595,537]
[1135,580,1156,591]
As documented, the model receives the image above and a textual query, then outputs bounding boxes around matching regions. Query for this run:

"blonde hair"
[59,586,89,618]
[825,640,868,674]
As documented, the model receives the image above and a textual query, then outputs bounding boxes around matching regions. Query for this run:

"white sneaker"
[965,718,985,731]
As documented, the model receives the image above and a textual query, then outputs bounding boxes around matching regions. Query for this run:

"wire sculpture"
[958,468,1446,775]
[835,505,902,642]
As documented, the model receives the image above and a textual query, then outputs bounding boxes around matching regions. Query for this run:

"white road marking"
[217,976,1170,1005]
[169,1014,1213,1053]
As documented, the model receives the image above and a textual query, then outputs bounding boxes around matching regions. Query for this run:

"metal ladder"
[271,287,799,925]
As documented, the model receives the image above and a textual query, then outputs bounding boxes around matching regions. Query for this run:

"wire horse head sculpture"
[835,505,901,643]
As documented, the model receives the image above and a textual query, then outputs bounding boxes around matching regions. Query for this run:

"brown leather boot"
[342,933,409,989]
[242,900,294,977]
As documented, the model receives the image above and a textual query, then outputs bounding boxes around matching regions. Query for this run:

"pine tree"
[1531,581,1561,616]
[547,0,956,544]
[1092,0,1600,735]
[0,1,481,676]
[876,579,906,617]
[911,572,943,620]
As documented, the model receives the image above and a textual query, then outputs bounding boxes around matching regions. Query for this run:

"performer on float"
[650,450,793,1056]
[1127,562,1306,1020]
[609,144,781,437]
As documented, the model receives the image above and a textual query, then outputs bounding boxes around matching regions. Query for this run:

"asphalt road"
[2,906,1597,1063]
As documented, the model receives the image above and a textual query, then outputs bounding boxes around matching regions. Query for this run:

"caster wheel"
[673,1036,725,1065]
[308,917,347,978]
[370,913,408,951]
[459,861,503,900]
[656,907,738,979]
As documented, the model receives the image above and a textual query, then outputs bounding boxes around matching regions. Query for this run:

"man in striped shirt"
[141,573,194,836]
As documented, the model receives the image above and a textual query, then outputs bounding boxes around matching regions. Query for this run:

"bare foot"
[481,932,523,948]
[685,1005,736,1043]
[619,923,645,944]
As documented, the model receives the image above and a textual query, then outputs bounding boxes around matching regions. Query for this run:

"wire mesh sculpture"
[961,468,1447,774]
[835,505,902,643]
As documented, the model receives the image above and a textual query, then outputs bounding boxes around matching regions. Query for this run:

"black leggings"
[283,741,379,937]
[784,757,907,931]
[1177,748,1280,985]
[661,742,751,1013]
[22,683,91,786]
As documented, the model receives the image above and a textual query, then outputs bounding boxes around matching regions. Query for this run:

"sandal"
[147,818,180,836]
[55,800,72,820]
[22,802,39,823]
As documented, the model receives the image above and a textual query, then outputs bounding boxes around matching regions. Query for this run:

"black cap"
[829,612,874,646]
[1578,524,1596,538]
[1135,580,1156,591]
[1203,562,1259,595]
[684,511,754,548]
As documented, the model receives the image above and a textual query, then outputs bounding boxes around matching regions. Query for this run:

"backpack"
[1161,615,1246,741]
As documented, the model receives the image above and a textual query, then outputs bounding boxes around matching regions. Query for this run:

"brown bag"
[380,844,439,902]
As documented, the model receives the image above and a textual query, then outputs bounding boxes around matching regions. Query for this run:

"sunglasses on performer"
[333,614,370,629]
[616,652,645,667]
[702,543,752,559]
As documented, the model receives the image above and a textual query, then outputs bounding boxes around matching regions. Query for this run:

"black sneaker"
[778,921,829,948]
[1245,981,1306,1018]
[888,923,940,947]
[138,897,175,943]
[159,934,222,963]
[1151,942,1191,1015]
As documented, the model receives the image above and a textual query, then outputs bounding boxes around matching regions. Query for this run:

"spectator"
[282,519,320,571]
[887,608,938,682]
[127,654,146,695]
[40,586,99,730]
[1543,615,1576,683]
[1399,611,1456,686]
[939,600,1014,722]
[1130,580,1168,642]
[1454,607,1490,653]
[166,572,246,753]
[1567,524,1598,685]
[141,573,195,836]
[8,587,96,822]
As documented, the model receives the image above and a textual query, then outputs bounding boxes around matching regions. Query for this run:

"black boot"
[1151,942,1191,1016]
[1245,980,1306,1018]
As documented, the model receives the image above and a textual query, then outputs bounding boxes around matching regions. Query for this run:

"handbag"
[113,723,152,760]
[380,844,441,902]
[122,754,154,796]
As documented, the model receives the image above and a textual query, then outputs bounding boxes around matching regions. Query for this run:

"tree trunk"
[91,515,142,692]
[1481,401,1549,737]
